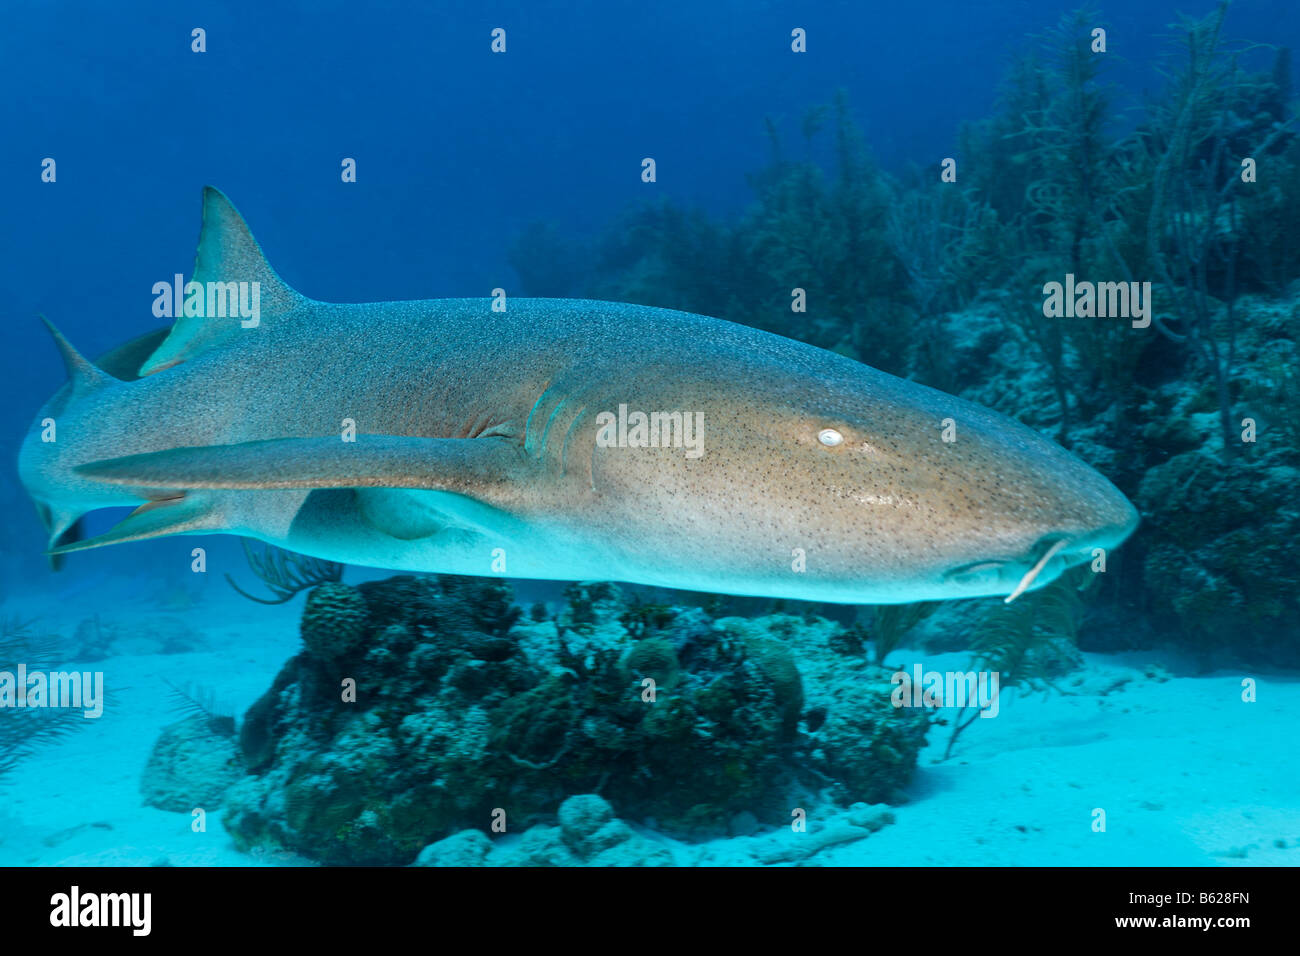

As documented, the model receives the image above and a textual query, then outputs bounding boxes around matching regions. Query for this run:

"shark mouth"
[1004,536,1073,604]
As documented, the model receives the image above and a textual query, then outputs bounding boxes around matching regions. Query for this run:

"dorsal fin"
[95,326,171,382]
[39,315,112,397]
[138,187,306,376]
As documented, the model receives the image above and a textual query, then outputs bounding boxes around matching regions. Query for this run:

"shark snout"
[1053,470,1141,556]
[942,480,1139,600]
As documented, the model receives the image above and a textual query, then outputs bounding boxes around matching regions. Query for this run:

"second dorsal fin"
[40,315,112,398]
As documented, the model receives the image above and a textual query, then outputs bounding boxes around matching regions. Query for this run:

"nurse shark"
[18,188,1138,604]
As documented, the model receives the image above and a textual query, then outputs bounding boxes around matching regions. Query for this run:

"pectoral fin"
[74,435,529,499]
[95,326,171,382]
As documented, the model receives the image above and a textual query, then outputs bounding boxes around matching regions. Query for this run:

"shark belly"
[277,487,616,581]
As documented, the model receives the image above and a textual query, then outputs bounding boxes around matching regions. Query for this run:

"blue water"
[0,0,1297,867]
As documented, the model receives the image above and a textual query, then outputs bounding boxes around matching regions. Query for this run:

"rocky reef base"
[155,575,930,865]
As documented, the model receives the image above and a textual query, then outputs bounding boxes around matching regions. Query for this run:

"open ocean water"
[0,0,1296,937]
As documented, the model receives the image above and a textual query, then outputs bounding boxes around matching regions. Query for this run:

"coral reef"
[414,828,494,867]
[415,794,897,867]
[300,583,369,661]
[1138,451,1300,666]
[416,794,673,867]
[226,541,344,605]
[140,715,242,812]
[219,575,929,865]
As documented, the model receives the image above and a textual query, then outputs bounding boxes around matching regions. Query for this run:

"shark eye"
[818,428,844,447]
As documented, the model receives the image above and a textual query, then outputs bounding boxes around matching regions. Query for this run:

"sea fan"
[225,540,344,604]
[0,615,87,779]
[164,679,235,738]
[941,578,1084,760]
[870,601,940,666]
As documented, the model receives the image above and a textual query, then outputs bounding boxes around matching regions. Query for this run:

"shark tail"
[29,317,119,568]
[30,322,185,569]
[45,495,224,558]
[33,500,86,571]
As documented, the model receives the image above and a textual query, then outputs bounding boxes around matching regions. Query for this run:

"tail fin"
[45,495,222,557]
[33,500,86,571]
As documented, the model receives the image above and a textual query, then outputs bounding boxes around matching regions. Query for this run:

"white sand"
[0,582,302,866]
[2,578,1295,867]
[815,651,1299,866]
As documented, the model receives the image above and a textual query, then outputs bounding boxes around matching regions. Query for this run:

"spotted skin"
[18,190,1138,603]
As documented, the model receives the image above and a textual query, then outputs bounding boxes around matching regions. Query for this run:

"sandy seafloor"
[1,569,1296,868]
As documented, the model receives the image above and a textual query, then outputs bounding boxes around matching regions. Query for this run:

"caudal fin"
[45,495,223,557]
[32,499,86,571]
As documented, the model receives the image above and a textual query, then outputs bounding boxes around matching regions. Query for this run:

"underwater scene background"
[0,0,1298,868]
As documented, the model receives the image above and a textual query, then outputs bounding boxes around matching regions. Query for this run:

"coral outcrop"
[220,575,928,865]
[415,794,898,867]
[140,715,242,812]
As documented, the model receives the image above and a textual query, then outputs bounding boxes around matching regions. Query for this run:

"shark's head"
[589,328,1140,605]
[793,363,1140,604]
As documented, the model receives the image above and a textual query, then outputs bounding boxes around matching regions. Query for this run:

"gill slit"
[523,382,554,457]
[560,405,588,475]
[538,401,567,462]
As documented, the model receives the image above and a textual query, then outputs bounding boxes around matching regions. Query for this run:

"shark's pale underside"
[19,188,1138,603]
